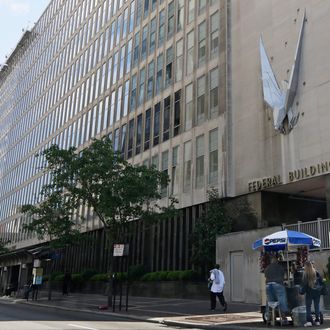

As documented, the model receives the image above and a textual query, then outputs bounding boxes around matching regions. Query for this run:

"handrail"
[284,218,330,250]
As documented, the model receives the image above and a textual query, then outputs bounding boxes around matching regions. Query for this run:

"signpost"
[112,243,129,312]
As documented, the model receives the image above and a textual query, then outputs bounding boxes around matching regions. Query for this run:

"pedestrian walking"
[31,283,38,300]
[208,264,227,312]
[62,271,71,295]
[300,261,323,327]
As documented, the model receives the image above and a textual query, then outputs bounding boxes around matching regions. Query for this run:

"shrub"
[51,271,63,280]
[53,273,64,282]
[72,273,84,286]
[81,269,98,281]
[141,270,201,282]
[90,273,108,282]
[128,264,147,280]
[114,272,127,281]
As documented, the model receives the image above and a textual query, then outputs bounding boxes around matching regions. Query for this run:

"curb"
[12,298,163,324]
[162,319,262,330]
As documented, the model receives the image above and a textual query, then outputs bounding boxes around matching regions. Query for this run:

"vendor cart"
[252,229,322,325]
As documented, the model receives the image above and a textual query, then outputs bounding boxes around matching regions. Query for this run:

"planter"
[129,281,208,300]
[82,281,107,294]
[42,280,208,300]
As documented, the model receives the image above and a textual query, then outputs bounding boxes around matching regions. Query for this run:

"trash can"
[292,306,306,327]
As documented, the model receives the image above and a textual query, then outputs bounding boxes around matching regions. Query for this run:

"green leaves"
[23,136,177,248]
[21,190,82,249]
[191,189,232,275]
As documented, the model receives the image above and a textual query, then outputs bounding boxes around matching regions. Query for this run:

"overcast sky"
[0,0,50,65]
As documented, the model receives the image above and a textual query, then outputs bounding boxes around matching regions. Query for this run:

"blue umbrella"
[252,229,321,251]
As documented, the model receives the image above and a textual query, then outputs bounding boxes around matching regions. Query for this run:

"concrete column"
[325,175,330,218]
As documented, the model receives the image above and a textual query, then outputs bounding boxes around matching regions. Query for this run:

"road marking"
[68,324,99,330]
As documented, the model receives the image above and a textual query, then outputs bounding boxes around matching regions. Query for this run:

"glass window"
[186,30,194,75]
[152,0,157,11]
[187,0,195,24]
[153,102,160,146]
[103,95,110,130]
[177,0,184,32]
[173,90,181,136]
[130,74,137,111]
[121,124,127,158]
[123,80,130,117]
[115,85,122,122]
[197,75,206,124]
[151,154,159,169]
[149,17,156,54]
[144,108,151,151]
[141,25,148,60]
[165,46,173,87]
[198,0,206,14]
[183,141,192,193]
[129,0,135,32]
[198,21,206,65]
[127,118,134,159]
[138,67,145,106]
[163,96,170,141]
[156,54,163,94]
[175,39,183,82]
[112,51,119,85]
[114,128,119,152]
[210,11,219,57]
[144,0,149,18]
[209,128,218,185]
[126,39,132,74]
[147,60,154,100]
[119,45,125,79]
[185,83,193,130]
[210,67,219,119]
[171,146,179,195]
[133,31,140,67]
[135,114,142,155]
[158,9,165,48]
[167,1,174,39]
[195,135,204,188]
[161,150,168,197]
[109,90,116,127]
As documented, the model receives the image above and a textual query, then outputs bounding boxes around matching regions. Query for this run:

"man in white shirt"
[209,264,228,311]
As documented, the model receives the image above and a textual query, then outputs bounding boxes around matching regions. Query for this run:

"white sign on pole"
[113,244,125,256]
[113,243,129,256]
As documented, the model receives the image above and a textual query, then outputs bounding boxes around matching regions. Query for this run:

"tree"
[21,189,83,300]
[41,137,176,242]
[33,137,177,304]
[191,189,232,277]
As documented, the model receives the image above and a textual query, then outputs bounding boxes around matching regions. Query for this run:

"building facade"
[0,0,225,280]
[1,0,330,290]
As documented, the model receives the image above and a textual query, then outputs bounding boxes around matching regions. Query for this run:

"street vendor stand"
[252,229,322,325]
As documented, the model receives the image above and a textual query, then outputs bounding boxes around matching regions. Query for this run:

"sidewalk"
[5,291,330,330]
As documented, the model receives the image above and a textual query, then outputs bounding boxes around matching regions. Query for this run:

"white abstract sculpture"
[260,11,306,134]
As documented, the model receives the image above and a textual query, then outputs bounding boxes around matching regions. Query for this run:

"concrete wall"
[217,226,330,304]
[228,0,330,196]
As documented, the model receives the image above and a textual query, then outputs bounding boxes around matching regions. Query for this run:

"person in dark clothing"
[62,271,72,295]
[264,256,289,323]
[301,261,323,327]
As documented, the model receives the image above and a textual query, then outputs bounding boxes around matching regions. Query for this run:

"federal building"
[0,0,330,301]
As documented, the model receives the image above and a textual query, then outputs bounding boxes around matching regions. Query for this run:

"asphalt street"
[0,298,201,330]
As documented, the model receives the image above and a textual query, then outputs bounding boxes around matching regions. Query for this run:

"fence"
[285,218,330,250]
